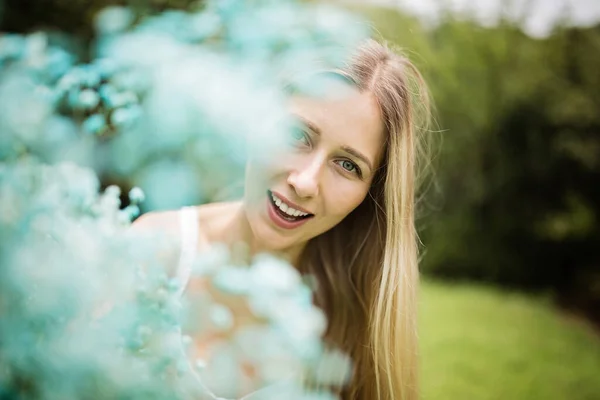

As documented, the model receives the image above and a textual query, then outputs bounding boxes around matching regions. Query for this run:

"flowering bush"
[0,1,366,398]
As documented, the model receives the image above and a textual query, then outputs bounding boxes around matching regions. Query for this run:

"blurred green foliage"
[356,6,600,323]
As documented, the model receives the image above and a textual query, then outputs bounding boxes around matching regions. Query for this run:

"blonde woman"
[134,39,431,400]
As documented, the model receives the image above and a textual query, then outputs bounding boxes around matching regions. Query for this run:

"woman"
[134,39,431,400]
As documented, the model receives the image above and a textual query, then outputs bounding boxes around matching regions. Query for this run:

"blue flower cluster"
[54,59,143,136]
[0,1,367,398]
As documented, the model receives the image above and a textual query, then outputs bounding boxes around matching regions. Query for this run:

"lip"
[269,190,313,215]
[266,192,314,230]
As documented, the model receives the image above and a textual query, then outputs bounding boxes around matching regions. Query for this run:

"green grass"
[419,280,600,400]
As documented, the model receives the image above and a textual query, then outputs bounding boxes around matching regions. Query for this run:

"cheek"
[243,156,287,207]
[245,156,274,187]
[246,148,291,178]
[322,180,370,222]
[243,161,266,206]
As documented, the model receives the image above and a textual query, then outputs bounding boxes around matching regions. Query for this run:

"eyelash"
[290,127,310,147]
[290,128,363,179]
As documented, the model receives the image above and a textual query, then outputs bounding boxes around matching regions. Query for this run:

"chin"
[260,225,297,251]
[261,223,305,255]
[245,207,284,248]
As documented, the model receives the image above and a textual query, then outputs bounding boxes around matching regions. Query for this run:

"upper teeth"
[271,193,309,217]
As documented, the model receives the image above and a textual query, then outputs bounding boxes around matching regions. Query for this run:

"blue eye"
[341,160,355,171]
[337,159,361,177]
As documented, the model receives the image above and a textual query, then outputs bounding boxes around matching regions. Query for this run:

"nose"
[286,155,323,199]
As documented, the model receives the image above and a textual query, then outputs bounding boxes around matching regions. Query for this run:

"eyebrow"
[294,114,321,135]
[293,114,375,173]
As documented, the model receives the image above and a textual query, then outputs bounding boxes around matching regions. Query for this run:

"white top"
[176,206,224,399]
[176,206,199,297]
[176,206,292,400]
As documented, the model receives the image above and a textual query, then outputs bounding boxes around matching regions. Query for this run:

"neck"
[213,201,305,266]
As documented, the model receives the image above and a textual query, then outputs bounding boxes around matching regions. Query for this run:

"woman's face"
[243,85,385,252]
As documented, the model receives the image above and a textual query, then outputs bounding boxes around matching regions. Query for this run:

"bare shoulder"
[131,209,182,234]
[129,209,189,277]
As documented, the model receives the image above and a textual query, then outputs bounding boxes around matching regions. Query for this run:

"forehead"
[289,88,386,165]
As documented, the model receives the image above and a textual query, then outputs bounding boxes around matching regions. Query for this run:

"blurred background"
[2,0,599,399]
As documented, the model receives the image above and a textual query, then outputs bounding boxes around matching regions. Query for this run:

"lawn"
[419,279,600,400]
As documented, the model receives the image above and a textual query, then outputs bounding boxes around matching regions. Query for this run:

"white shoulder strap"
[176,206,199,296]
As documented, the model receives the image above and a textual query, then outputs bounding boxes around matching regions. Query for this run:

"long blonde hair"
[298,39,431,400]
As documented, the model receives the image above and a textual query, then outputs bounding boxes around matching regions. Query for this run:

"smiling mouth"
[267,190,314,222]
